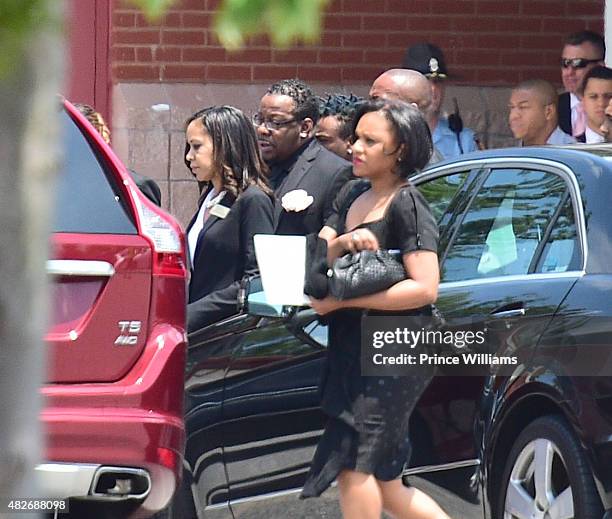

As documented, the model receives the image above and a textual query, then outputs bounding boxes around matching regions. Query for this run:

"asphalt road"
[228,477,480,518]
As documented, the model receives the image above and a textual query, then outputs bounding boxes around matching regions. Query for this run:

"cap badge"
[429,57,439,73]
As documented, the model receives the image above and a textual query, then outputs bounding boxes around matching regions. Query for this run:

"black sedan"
[174,145,612,519]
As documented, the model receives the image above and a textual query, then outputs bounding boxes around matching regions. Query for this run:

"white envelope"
[253,234,310,306]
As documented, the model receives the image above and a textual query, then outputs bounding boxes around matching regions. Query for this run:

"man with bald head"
[369,68,433,111]
[509,79,576,146]
[369,69,443,164]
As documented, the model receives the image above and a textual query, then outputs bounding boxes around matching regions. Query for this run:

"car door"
[407,162,584,518]
[184,314,258,518]
[220,307,328,517]
[47,109,153,383]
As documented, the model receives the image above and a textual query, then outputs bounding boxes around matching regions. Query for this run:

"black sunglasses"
[561,57,602,69]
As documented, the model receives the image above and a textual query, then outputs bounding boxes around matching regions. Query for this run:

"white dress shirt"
[570,93,583,134]
[585,126,605,144]
[187,189,226,265]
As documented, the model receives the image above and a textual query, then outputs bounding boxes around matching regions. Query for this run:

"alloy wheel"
[503,438,573,519]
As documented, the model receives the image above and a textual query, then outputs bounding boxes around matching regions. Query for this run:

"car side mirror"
[238,275,286,318]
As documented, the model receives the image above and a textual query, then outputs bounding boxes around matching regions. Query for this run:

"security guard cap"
[402,43,448,79]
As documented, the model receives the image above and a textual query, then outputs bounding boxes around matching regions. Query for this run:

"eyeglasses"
[252,113,298,131]
[561,57,602,69]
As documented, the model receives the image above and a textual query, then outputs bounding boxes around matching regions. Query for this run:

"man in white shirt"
[509,80,576,146]
[401,43,479,160]
[579,66,612,144]
[558,31,605,138]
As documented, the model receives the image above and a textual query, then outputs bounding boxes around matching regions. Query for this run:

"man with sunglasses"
[255,79,351,236]
[558,30,606,137]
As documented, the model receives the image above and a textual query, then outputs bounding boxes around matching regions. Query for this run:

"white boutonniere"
[281,189,314,212]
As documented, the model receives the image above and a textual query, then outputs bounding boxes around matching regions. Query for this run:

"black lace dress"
[301,179,439,498]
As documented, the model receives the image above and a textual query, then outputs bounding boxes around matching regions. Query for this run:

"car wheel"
[496,414,603,519]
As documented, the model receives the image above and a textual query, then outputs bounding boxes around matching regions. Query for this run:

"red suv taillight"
[131,189,187,279]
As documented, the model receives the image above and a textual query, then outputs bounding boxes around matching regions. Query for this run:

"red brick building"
[111,0,604,86]
[68,0,605,224]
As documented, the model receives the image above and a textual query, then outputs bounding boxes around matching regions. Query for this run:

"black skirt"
[301,310,435,498]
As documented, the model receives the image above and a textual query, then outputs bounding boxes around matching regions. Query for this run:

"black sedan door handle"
[490,308,526,318]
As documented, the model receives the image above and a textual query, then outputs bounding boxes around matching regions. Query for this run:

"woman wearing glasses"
[184,106,274,332]
[304,99,449,519]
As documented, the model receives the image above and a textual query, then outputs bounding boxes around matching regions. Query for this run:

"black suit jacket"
[274,139,352,236]
[558,92,572,136]
[129,169,162,206]
[186,184,274,332]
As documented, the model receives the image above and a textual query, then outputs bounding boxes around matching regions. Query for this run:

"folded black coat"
[304,233,330,299]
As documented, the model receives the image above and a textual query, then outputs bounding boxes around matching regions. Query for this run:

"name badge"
[210,204,230,219]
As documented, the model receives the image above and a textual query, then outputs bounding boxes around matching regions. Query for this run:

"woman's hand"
[342,228,379,253]
[310,296,343,315]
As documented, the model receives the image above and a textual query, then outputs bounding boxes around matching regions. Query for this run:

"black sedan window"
[419,171,469,222]
[442,168,568,282]
[536,195,580,273]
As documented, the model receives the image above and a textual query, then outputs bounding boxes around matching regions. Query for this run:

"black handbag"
[327,249,406,300]
[326,181,424,301]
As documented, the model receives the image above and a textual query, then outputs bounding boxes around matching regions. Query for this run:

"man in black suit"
[129,169,162,206]
[255,79,352,236]
[558,31,605,138]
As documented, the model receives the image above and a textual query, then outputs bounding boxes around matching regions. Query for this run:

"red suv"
[38,100,187,517]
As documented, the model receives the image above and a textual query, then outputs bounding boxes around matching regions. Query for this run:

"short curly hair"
[318,93,365,140]
[266,79,320,124]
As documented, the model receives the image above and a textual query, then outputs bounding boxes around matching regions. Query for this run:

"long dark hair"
[351,99,433,178]
[185,106,272,198]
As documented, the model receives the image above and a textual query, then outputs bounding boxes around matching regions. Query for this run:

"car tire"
[496,414,603,519]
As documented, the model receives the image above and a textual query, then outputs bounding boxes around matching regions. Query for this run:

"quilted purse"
[325,181,417,301]
[327,249,406,300]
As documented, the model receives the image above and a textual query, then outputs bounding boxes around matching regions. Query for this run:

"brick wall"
[109,0,604,226]
[112,0,604,87]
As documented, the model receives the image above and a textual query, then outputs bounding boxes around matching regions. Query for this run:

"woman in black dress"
[305,99,449,519]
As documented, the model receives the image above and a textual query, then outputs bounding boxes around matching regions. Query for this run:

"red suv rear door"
[46,109,153,383]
